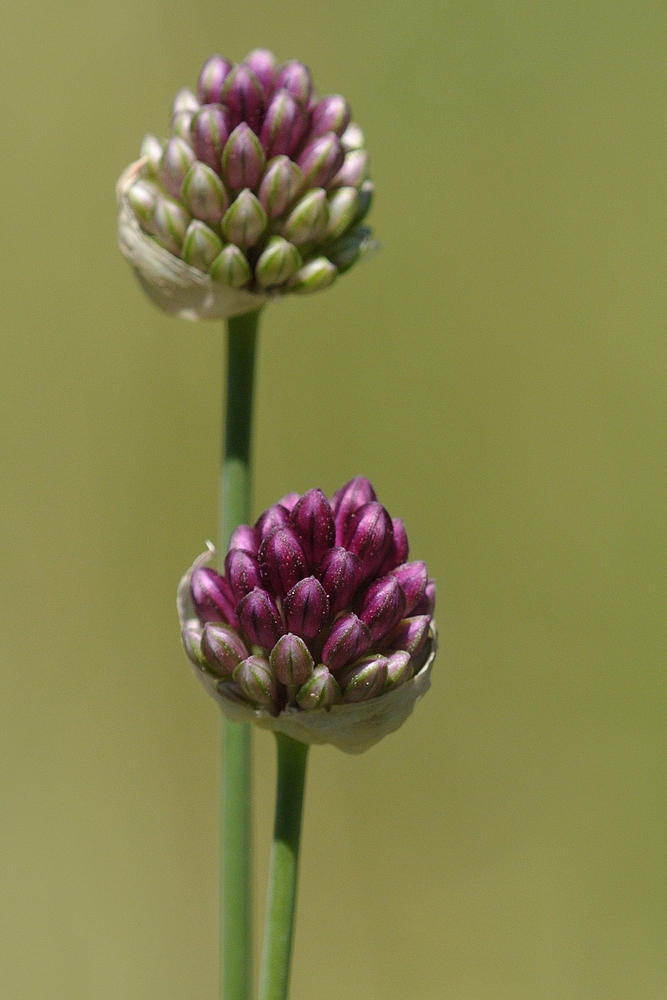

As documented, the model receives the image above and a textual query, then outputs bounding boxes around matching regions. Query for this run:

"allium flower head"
[118,50,377,320]
[177,480,436,753]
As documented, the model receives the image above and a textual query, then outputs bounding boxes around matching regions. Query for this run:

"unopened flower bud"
[181,162,229,225]
[128,180,159,227]
[279,492,301,512]
[325,225,375,273]
[296,665,341,710]
[225,548,263,601]
[221,189,267,249]
[198,54,233,104]
[283,576,329,639]
[139,134,164,177]
[390,561,427,614]
[282,188,329,245]
[201,623,249,678]
[191,566,238,626]
[221,64,266,132]
[331,476,377,538]
[255,503,291,538]
[356,180,374,223]
[243,48,279,96]
[287,257,337,294]
[317,546,361,614]
[328,149,369,190]
[160,137,196,199]
[325,186,360,241]
[152,196,190,255]
[412,580,436,617]
[289,488,335,568]
[341,656,388,703]
[209,244,252,287]
[229,524,259,555]
[298,133,345,189]
[258,156,303,219]
[379,517,410,574]
[260,90,306,158]
[340,122,364,151]
[233,655,278,709]
[274,60,312,106]
[172,87,200,116]
[310,95,351,138]
[321,612,372,672]
[343,501,394,578]
[221,122,266,192]
[384,650,412,691]
[172,110,195,145]
[182,623,206,668]
[382,616,430,657]
[356,575,406,642]
[191,104,230,173]
[255,236,302,288]
[270,633,314,687]
[237,587,284,650]
[259,525,308,598]
[182,220,223,271]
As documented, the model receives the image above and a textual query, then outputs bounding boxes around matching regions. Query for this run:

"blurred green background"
[1,2,666,998]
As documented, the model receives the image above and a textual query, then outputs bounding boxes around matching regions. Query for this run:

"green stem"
[259,734,310,1000]
[219,308,261,1000]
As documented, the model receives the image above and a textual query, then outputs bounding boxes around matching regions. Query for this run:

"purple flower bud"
[269,633,314,686]
[331,476,377,541]
[181,162,229,225]
[198,54,233,105]
[233,655,278,709]
[390,561,427,614]
[243,48,279,96]
[283,576,330,639]
[152,197,190,256]
[289,488,335,569]
[221,189,268,249]
[412,580,436,616]
[384,650,413,691]
[382,616,430,657]
[255,503,291,538]
[328,149,369,190]
[258,156,303,219]
[216,680,250,707]
[191,567,238,626]
[209,244,252,287]
[310,95,351,138]
[237,587,284,650]
[282,189,329,245]
[343,501,394,579]
[341,656,388,703]
[225,548,263,601]
[356,575,407,642]
[287,258,338,294]
[255,237,302,288]
[317,546,361,614]
[228,524,259,555]
[321,612,372,672]
[182,219,223,271]
[191,104,230,172]
[201,623,249,678]
[172,87,200,116]
[221,64,266,133]
[378,517,410,574]
[259,525,308,599]
[221,123,266,192]
[274,60,313,106]
[260,90,307,158]
[279,492,301,512]
[160,137,196,199]
[296,665,340,710]
[297,133,345,189]
[325,187,360,241]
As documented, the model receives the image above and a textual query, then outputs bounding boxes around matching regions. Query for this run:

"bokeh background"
[2,2,666,998]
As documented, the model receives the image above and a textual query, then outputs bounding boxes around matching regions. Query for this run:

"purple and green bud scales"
[117,49,377,319]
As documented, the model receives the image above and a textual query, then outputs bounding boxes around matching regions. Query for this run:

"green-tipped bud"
[296,665,341,710]
[172,87,200,116]
[221,189,268,249]
[384,650,413,691]
[340,122,364,151]
[182,220,223,271]
[172,110,195,145]
[258,156,303,219]
[282,188,329,246]
[160,136,195,199]
[139,134,164,177]
[288,257,337,294]
[221,122,266,192]
[181,162,229,225]
[270,633,314,687]
[341,656,388,703]
[355,180,374,224]
[209,244,252,287]
[233,655,278,709]
[325,225,376,273]
[151,197,190,256]
[128,180,159,227]
[255,236,302,288]
[325,186,360,241]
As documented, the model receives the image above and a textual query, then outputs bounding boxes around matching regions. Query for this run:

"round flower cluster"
[181,478,436,716]
[121,49,375,309]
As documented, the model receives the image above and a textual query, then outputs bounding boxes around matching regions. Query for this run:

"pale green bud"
[287,257,337,294]
[282,188,329,246]
[181,162,229,225]
[325,186,360,241]
[340,122,364,151]
[127,179,159,227]
[139,134,163,177]
[209,244,252,287]
[255,236,302,288]
[355,180,374,224]
[172,87,200,116]
[182,220,223,271]
[326,225,376,273]
[296,665,340,710]
[172,110,195,145]
[221,189,268,250]
[152,196,190,256]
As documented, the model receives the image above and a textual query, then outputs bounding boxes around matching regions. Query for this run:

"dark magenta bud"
[321,612,372,672]
[297,133,345,189]
[259,525,308,598]
[274,60,313,106]
[191,567,238,626]
[316,546,361,614]
[283,576,330,639]
[378,516,410,574]
[198,54,233,104]
[192,104,230,172]
[341,656,388,703]
[296,665,340,709]
[310,95,351,138]
[260,89,306,158]
[243,48,279,96]
[255,503,291,538]
[382,616,430,657]
[201,623,249,678]
[279,492,301,512]
[331,476,377,543]
[225,548,263,602]
[160,137,196,199]
[412,579,436,616]
[258,156,304,219]
[289,488,335,569]
[221,64,266,133]
[384,650,413,691]
[236,587,285,650]
[233,655,278,709]
[228,524,260,555]
[269,633,314,686]
[221,122,266,192]
[390,560,427,614]
[343,501,394,578]
[356,575,407,642]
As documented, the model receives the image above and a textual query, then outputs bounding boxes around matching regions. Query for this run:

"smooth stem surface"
[259,734,310,1000]
[219,308,261,1000]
